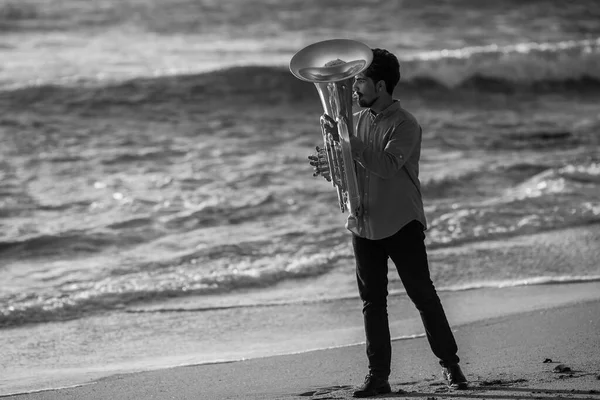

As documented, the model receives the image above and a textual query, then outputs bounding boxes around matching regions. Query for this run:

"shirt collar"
[370,100,401,118]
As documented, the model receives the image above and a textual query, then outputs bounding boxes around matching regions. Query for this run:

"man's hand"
[308,146,332,181]
[320,114,339,142]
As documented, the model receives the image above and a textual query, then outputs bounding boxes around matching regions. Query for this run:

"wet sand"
[3,295,599,400]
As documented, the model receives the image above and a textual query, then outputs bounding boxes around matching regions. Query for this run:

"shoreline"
[2,281,600,399]
[4,298,599,399]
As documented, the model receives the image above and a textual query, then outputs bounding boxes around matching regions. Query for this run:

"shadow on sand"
[297,377,600,399]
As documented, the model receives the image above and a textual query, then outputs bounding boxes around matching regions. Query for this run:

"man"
[309,48,468,397]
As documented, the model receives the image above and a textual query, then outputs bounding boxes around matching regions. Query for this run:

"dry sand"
[3,297,599,400]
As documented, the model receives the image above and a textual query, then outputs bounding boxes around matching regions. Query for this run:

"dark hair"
[364,48,400,95]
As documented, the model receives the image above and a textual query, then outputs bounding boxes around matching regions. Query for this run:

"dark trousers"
[352,220,459,378]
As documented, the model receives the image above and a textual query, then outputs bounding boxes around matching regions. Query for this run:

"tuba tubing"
[290,39,373,234]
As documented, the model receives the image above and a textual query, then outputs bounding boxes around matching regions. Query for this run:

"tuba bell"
[290,39,373,234]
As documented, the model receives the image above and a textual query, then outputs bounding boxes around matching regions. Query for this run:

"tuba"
[289,39,373,234]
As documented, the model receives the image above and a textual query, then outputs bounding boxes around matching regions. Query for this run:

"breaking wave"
[1,38,599,107]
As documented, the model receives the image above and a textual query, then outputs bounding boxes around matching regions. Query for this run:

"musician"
[309,48,468,397]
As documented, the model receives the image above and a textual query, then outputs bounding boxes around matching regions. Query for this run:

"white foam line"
[125,276,600,314]
[0,382,96,398]
[435,275,600,292]
[407,37,600,61]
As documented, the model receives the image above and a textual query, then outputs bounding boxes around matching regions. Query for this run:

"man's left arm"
[350,120,421,179]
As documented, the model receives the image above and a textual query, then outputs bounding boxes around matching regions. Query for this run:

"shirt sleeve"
[350,120,421,179]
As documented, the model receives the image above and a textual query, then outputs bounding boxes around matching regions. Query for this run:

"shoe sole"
[449,382,468,390]
[353,386,392,398]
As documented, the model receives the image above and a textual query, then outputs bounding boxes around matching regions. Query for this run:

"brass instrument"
[289,39,373,233]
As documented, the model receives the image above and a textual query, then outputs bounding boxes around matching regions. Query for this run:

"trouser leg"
[352,233,391,377]
[384,220,460,367]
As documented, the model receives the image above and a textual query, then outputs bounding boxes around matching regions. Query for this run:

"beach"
[2,289,599,399]
[1,0,600,397]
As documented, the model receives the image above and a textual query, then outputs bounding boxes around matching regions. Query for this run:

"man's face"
[353,73,379,108]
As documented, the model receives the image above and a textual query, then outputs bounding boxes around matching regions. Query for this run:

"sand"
[2,295,599,400]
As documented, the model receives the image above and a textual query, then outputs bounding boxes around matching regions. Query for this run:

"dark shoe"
[442,365,468,389]
[353,373,391,398]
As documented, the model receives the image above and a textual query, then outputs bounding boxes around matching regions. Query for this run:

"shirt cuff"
[349,136,367,161]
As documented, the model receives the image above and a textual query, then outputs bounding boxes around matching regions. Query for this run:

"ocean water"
[1,0,600,395]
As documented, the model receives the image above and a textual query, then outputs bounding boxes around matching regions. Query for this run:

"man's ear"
[377,80,386,93]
